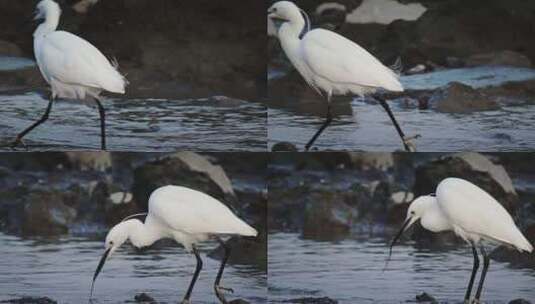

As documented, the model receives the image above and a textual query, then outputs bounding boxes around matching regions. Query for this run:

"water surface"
[268,66,535,151]
[0,93,266,151]
[0,233,266,304]
[268,232,535,304]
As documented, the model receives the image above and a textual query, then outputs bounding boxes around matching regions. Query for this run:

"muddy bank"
[0,0,265,101]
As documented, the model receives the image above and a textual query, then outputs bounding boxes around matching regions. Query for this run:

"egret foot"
[10,137,28,150]
[471,299,481,304]
[180,299,191,304]
[403,134,421,152]
[215,284,234,303]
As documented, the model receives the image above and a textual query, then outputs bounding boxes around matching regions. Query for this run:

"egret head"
[90,221,132,299]
[268,1,302,23]
[384,195,436,269]
[35,0,61,20]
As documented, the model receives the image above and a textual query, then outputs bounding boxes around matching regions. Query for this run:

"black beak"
[383,217,412,271]
[90,247,111,299]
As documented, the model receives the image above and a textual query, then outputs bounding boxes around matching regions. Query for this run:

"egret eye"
[410,211,415,215]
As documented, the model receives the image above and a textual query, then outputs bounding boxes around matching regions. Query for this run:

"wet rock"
[0,40,22,57]
[466,50,532,68]
[170,152,235,196]
[481,79,535,106]
[302,193,358,240]
[132,154,235,211]
[415,292,437,303]
[414,152,518,212]
[509,299,532,304]
[208,233,266,270]
[229,300,250,304]
[283,297,338,304]
[65,152,112,171]
[272,142,299,152]
[0,297,57,304]
[428,82,500,113]
[134,292,157,304]
[22,191,77,236]
[348,152,394,171]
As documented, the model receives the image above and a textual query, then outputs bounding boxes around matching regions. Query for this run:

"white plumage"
[389,177,532,302]
[435,177,532,252]
[268,1,414,151]
[91,185,257,303]
[11,0,126,150]
[34,0,126,100]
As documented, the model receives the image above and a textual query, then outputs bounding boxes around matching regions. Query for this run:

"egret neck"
[113,219,165,250]
[34,4,61,38]
[418,196,453,233]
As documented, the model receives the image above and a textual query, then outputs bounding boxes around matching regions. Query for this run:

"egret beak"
[383,216,418,271]
[33,10,45,21]
[267,9,288,22]
[90,247,111,299]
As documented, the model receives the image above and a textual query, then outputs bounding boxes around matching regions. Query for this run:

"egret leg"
[305,101,332,151]
[214,237,233,304]
[376,96,412,152]
[474,246,490,303]
[182,245,203,304]
[11,96,54,149]
[464,243,480,303]
[94,98,106,150]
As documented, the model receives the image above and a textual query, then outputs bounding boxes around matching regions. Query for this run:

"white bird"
[12,0,127,150]
[90,185,258,304]
[268,1,417,151]
[388,177,533,303]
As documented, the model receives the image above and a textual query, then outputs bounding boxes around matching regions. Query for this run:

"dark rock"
[283,297,338,304]
[414,152,518,212]
[466,50,532,68]
[134,292,157,304]
[415,292,437,303]
[208,233,266,271]
[0,297,57,304]
[302,193,358,240]
[132,155,234,211]
[509,299,532,304]
[0,40,22,57]
[272,142,299,152]
[429,82,500,113]
[22,190,77,235]
[229,300,250,304]
[0,0,264,100]
[481,80,535,106]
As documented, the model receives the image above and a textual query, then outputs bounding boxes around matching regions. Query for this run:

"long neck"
[278,19,311,83]
[126,219,164,248]
[34,9,61,38]
[420,199,452,233]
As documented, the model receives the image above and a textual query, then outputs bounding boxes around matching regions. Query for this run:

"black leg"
[376,96,410,152]
[214,237,233,304]
[11,96,54,149]
[182,246,203,303]
[474,245,490,302]
[464,243,480,302]
[305,102,332,151]
[94,98,106,150]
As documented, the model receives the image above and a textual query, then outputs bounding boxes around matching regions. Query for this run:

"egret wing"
[301,29,403,92]
[437,178,531,251]
[37,31,125,93]
[148,186,257,236]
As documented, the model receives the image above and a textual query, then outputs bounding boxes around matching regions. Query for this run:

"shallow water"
[268,232,535,304]
[0,233,267,304]
[0,93,266,151]
[0,56,36,71]
[269,102,535,152]
[268,66,535,151]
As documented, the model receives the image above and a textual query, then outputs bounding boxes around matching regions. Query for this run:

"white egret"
[388,177,533,303]
[12,0,127,150]
[90,185,258,304]
[268,1,416,151]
